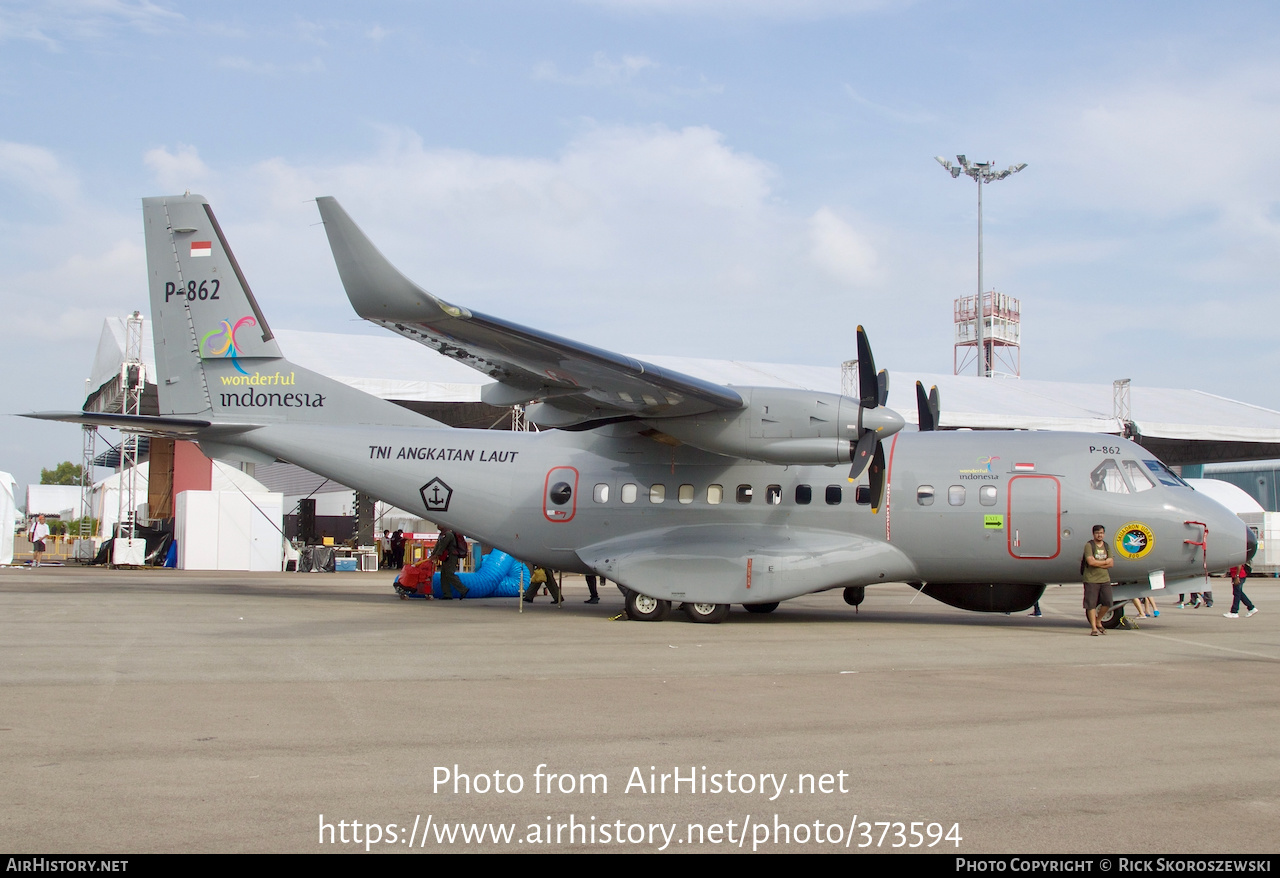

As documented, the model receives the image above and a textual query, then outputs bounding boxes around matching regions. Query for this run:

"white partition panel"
[175,490,283,571]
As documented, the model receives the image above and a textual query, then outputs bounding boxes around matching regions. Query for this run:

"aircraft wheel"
[683,602,730,624]
[743,602,780,614]
[1100,602,1127,630]
[626,591,671,622]
[843,586,866,607]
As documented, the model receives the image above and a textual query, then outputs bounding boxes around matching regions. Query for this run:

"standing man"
[379,529,392,569]
[390,528,405,570]
[584,573,603,605]
[28,514,50,567]
[431,528,469,600]
[1224,564,1258,619]
[1083,524,1115,636]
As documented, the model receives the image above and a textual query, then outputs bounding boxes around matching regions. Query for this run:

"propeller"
[868,443,886,514]
[856,326,879,409]
[915,381,940,432]
[848,327,905,513]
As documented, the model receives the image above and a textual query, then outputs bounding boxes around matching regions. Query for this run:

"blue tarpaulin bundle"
[395,549,529,599]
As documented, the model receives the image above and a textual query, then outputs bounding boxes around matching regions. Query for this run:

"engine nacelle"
[649,387,865,465]
[912,582,1046,614]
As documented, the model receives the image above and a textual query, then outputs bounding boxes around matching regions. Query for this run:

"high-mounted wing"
[316,197,744,428]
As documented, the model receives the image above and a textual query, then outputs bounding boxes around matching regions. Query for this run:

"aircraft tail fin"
[142,194,436,431]
[144,194,285,416]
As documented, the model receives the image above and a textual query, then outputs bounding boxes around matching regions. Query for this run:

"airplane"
[27,193,1254,625]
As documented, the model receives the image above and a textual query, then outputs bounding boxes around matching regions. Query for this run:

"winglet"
[315,196,469,323]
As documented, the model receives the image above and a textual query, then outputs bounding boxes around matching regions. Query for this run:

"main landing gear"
[682,602,731,624]
[623,591,732,623]
[624,590,671,622]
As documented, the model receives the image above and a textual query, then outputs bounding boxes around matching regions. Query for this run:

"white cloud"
[535,51,658,87]
[164,123,895,368]
[573,0,913,17]
[216,55,324,75]
[1028,63,1280,232]
[0,0,182,49]
[808,207,880,286]
[294,16,327,47]
[144,144,211,193]
[842,84,935,125]
[0,141,79,202]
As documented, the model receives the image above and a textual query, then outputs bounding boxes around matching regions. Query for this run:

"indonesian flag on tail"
[190,241,212,257]
[1014,462,1036,472]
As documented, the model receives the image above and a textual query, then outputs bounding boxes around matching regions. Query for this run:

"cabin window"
[825,485,842,505]
[649,484,666,504]
[678,484,695,505]
[1122,460,1155,492]
[766,484,782,505]
[796,485,812,504]
[593,484,609,503]
[855,485,871,505]
[621,483,638,504]
[1144,459,1188,487]
[707,484,724,504]
[917,485,935,506]
[979,484,998,506]
[1090,459,1129,494]
[948,485,966,506]
[737,485,753,503]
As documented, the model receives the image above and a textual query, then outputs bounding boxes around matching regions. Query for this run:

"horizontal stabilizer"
[21,411,258,438]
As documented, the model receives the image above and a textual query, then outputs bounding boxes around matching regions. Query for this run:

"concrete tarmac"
[1,566,1276,854]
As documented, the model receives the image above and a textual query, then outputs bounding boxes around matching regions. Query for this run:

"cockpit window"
[1122,460,1155,492]
[1144,460,1189,488]
[1090,459,1129,493]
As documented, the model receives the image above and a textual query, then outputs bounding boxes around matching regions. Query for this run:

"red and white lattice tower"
[954,291,1020,377]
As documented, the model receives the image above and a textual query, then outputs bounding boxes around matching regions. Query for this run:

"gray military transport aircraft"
[28,194,1253,625]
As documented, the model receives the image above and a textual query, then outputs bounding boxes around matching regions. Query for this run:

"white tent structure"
[0,472,16,565]
[25,485,82,519]
[274,326,1280,465]
[1185,479,1266,515]
[91,459,273,540]
[86,317,1280,465]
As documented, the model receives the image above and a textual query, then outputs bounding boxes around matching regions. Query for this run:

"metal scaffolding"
[113,312,146,564]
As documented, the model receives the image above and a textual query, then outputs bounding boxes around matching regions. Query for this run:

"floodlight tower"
[935,155,1027,377]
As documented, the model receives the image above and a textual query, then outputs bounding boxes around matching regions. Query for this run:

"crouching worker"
[393,556,436,600]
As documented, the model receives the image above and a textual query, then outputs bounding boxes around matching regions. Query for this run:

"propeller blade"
[856,326,878,409]
[929,385,941,429]
[869,442,886,513]
[877,369,889,407]
[915,381,936,432]
[848,429,876,481]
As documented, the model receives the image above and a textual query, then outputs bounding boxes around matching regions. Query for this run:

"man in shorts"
[1083,524,1115,635]
[28,514,50,567]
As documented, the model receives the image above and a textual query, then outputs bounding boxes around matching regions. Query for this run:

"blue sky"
[3,0,1280,492]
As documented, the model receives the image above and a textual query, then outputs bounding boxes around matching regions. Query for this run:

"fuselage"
[231,420,1246,604]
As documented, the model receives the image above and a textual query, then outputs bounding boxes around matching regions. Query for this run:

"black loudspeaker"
[298,498,317,544]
